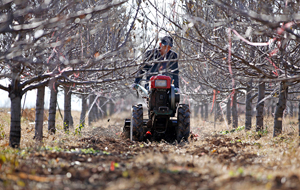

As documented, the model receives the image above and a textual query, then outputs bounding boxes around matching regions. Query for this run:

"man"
[132,36,179,92]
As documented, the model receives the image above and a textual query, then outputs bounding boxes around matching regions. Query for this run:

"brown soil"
[1,109,300,189]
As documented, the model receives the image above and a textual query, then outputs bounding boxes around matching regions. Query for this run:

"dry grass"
[1,107,300,189]
[0,107,131,148]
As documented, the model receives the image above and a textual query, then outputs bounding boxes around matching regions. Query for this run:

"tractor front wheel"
[131,104,144,141]
[176,104,190,142]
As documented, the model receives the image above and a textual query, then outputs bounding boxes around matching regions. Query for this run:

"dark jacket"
[134,48,179,88]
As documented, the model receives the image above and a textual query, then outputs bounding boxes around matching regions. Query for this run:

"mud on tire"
[176,104,190,142]
[131,104,144,141]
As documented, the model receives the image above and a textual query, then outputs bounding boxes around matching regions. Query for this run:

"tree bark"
[216,102,219,122]
[245,80,252,130]
[216,101,223,121]
[271,99,275,116]
[64,87,72,131]
[214,101,217,129]
[200,104,204,119]
[290,101,293,117]
[256,81,265,132]
[9,80,22,148]
[109,100,115,116]
[298,101,300,136]
[69,109,74,129]
[273,82,288,137]
[35,86,45,140]
[96,98,101,120]
[204,103,208,121]
[100,97,107,118]
[193,104,199,118]
[80,94,87,127]
[88,94,95,125]
[226,98,231,125]
[48,81,58,134]
[267,100,270,116]
[232,93,238,128]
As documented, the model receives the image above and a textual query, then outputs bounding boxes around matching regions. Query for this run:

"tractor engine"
[147,75,180,134]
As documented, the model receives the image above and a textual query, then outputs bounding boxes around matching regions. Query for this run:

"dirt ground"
[1,108,300,190]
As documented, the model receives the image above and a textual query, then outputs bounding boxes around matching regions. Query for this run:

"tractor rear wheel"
[176,104,190,142]
[131,104,144,141]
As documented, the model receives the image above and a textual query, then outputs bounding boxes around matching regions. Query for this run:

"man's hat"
[161,36,173,47]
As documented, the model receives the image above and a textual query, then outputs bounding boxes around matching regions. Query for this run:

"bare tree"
[256,81,265,132]
[0,0,139,147]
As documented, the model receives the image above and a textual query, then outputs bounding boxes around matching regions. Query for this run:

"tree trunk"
[109,101,115,116]
[232,93,238,128]
[101,97,107,118]
[298,101,300,136]
[226,98,231,125]
[96,98,101,120]
[8,10,26,148]
[216,101,223,121]
[214,102,217,129]
[256,82,265,132]
[88,94,95,125]
[35,86,45,140]
[80,94,87,127]
[9,81,22,148]
[296,102,298,120]
[204,103,208,121]
[69,110,74,129]
[290,101,294,118]
[273,82,288,137]
[200,104,204,119]
[266,100,270,116]
[48,81,58,134]
[88,95,92,125]
[271,99,275,116]
[216,102,219,122]
[245,80,252,130]
[64,87,72,131]
[194,104,199,118]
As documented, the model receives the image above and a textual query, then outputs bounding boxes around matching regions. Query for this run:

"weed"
[257,126,269,136]
[80,148,99,154]
[74,123,84,135]
[0,148,20,173]
[228,167,244,177]
[237,167,244,175]
[56,124,63,130]
[219,125,245,134]
[43,146,64,152]
[236,125,245,131]
[0,124,5,139]
[220,130,229,134]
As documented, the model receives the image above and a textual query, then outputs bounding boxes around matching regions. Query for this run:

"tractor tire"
[176,104,190,142]
[131,104,144,141]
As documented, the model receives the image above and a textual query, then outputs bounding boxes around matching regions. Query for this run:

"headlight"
[155,80,167,87]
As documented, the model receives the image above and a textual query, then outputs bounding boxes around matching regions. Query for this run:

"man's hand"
[131,83,138,90]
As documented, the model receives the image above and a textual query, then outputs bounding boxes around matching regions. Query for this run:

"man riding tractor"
[124,36,190,142]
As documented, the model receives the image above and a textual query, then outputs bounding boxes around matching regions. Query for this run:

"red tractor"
[124,75,190,142]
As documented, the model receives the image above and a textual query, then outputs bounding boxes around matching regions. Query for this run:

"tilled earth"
[1,114,300,190]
